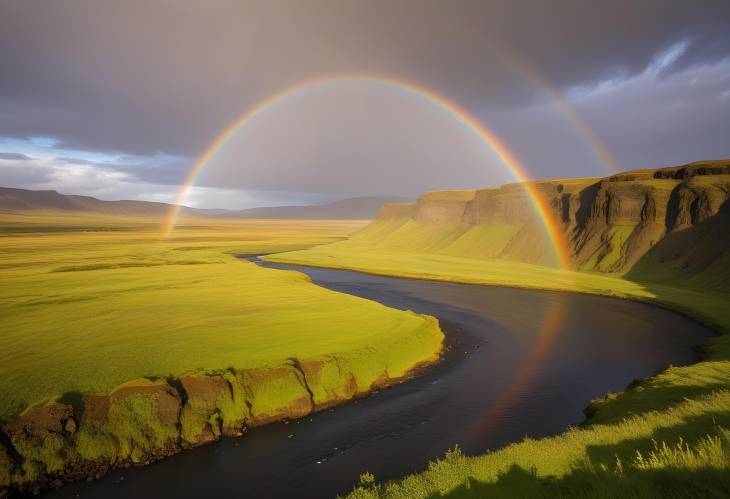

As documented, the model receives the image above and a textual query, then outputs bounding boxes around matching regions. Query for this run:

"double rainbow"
[163,76,572,269]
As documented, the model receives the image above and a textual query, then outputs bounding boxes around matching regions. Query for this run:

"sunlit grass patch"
[347,392,730,498]
[0,213,440,421]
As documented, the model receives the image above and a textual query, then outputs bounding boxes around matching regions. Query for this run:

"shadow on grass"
[353,399,730,499]
[579,200,730,430]
[425,464,730,499]
[58,390,84,415]
[625,197,730,302]
[584,411,730,467]
[584,381,730,426]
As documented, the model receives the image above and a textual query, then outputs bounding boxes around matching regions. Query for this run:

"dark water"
[50,262,713,499]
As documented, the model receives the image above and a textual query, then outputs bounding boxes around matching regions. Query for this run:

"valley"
[1,159,728,497]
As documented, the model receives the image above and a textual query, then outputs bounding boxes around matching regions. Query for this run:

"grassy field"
[267,240,730,498]
[0,211,443,421]
[2,207,728,495]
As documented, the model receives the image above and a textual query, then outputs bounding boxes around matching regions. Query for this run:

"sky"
[1,0,729,209]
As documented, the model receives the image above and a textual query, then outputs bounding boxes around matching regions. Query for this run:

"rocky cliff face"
[366,160,730,276]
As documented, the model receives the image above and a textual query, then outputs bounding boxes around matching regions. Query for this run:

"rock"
[110,379,182,424]
[178,371,248,444]
[63,417,77,434]
[413,190,476,225]
[3,402,74,440]
[237,365,314,426]
[80,394,110,427]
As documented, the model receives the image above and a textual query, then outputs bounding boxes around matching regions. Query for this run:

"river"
[49,261,712,498]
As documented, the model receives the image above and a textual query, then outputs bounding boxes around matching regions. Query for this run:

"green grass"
[2,205,727,495]
[442,224,522,259]
[266,236,730,498]
[266,239,730,328]
[348,393,730,498]
[72,380,182,467]
[589,224,636,272]
[0,213,443,422]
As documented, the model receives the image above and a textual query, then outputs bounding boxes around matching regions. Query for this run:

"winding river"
[49,261,712,499]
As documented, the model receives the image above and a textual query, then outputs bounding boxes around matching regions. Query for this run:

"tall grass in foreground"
[347,392,730,498]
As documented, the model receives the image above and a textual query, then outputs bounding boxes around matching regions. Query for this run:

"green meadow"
[0,212,443,421]
[267,227,730,498]
[2,208,729,496]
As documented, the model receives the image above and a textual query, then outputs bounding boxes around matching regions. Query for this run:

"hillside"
[350,159,730,282]
[0,187,201,217]
[222,196,410,220]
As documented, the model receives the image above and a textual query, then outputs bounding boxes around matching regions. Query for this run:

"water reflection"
[471,298,565,440]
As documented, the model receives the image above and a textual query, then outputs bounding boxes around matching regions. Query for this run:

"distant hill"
[0,187,200,217]
[223,196,410,220]
[0,187,405,220]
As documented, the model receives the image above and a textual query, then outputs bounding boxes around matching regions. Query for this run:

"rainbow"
[163,76,572,269]
[497,51,620,172]
[481,40,620,172]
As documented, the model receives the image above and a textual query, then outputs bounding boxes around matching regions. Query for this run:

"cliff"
[360,160,730,279]
[0,316,442,495]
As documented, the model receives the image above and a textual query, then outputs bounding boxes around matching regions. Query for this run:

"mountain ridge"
[0,187,403,220]
[222,196,410,219]
[364,159,730,282]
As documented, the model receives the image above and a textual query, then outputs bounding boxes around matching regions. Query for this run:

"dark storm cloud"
[579,59,730,169]
[1,0,729,159]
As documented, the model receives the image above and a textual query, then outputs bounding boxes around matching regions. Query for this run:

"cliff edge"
[362,159,730,281]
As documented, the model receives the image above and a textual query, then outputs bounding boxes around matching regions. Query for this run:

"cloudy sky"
[1,0,729,208]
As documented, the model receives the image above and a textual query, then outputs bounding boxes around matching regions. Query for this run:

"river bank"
[0,328,442,497]
[0,219,443,497]
[258,251,730,497]
[43,262,711,499]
